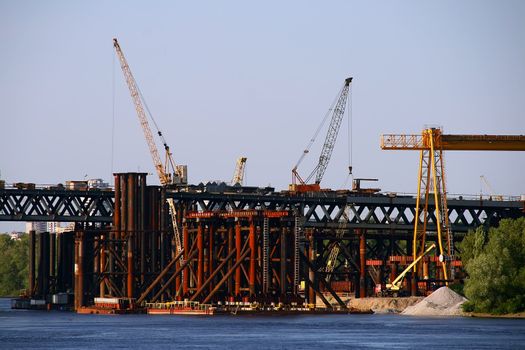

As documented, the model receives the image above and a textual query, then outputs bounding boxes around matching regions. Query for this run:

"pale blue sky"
[1,1,524,230]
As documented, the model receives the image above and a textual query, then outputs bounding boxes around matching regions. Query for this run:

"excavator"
[290,77,353,192]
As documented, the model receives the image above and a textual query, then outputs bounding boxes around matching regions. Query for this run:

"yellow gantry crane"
[231,157,247,186]
[113,38,186,274]
[381,128,525,285]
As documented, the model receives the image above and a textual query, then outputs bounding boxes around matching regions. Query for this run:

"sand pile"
[402,287,467,316]
[348,296,423,314]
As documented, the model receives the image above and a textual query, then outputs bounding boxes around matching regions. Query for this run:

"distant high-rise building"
[25,221,71,233]
[25,222,47,233]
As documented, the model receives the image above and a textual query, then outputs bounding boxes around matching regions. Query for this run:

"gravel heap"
[402,287,467,316]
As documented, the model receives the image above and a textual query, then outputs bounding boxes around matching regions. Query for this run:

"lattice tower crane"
[231,157,247,186]
[113,38,185,276]
[290,77,353,192]
[381,128,525,288]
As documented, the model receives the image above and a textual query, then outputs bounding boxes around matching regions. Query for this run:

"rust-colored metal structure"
[14,171,524,310]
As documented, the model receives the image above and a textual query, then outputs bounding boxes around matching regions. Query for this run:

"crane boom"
[386,243,436,292]
[113,38,184,283]
[381,133,525,151]
[291,77,353,192]
[311,77,353,184]
[231,157,247,185]
[113,38,170,185]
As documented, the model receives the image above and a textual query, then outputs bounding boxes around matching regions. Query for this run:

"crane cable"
[136,81,177,173]
[294,84,345,173]
[340,83,353,189]
[111,50,116,174]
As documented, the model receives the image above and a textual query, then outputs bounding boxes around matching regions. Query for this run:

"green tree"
[460,218,525,314]
[0,234,29,296]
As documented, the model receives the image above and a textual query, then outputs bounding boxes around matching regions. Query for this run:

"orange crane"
[290,77,353,192]
[381,128,525,286]
[113,38,185,274]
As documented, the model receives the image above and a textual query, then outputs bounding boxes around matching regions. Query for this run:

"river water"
[0,299,524,349]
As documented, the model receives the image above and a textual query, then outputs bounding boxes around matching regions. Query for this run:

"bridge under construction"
[3,38,525,314]
[1,173,523,313]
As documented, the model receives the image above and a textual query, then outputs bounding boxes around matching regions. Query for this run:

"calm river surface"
[0,298,524,349]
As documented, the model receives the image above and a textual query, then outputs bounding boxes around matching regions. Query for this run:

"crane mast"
[113,38,184,280]
[291,77,352,192]
[313,77,353,184]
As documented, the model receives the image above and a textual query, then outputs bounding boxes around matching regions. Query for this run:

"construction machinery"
[231,157,247,186]
[381,128,525,289]
[384,243,436,295]
[480,175,503,201]
[113,38,186,280]
[290,77,353,192]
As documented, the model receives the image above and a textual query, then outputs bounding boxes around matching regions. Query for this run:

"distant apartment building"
[25,221,75,234]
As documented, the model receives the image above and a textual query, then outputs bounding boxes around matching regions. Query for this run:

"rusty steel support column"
[249,219,256,297]
[56,232,62,292]
[43,232,50,298]
[100,234,106,297]
[203,225,208,284]
[37,232,45,298]
[150,187,159,280]
[227,225,233,295]
[122,174,129,239]
[308,235,316,305]
[235,221,242,297]
[50,232,56,286]
[111,174,121,296]
[359,230,366,298]
[423,260,429,280]
[74,231,85,310]
[38,232,44,298]
[127,233,134,298]
[280,227,287,296]
[208,224,214,294]
[127,174,136,299]
[197,223,204,290]
[390,262,397,283]
[183,223,189,295]
[140,175,146,286]
[29,230,35,297]
[408,239,416,296]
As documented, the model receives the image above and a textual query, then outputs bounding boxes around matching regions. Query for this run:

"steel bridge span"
[1,188,522,233]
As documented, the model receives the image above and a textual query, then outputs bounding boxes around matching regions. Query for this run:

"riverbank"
[467,312,525,319]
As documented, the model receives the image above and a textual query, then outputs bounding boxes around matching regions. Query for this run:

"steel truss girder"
[0,189,113,222]
[169,192,523,233]
[0,190,522,233]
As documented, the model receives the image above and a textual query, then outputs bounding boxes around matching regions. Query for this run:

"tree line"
[0,233,29,296]
[460,217,525,314]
